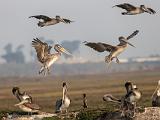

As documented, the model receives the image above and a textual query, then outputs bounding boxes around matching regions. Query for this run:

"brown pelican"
[82,93,88,109]
[29,15,73,27]
[152,80,160,107]
[124,82,141,117]
[12,87,32,103]
[14,98,40,114]
[84,30,139,64]
[113,3,156,15]
[55,82,71,113]
[32,38,71,75]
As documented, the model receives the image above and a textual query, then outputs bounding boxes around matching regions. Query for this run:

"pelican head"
[140,5,151,13]
[12,87,20,95]
[56,15,66,23]
[140,5,146,11]
[119,36,135,47]
[54,44,72,55]
[63,82,67,87]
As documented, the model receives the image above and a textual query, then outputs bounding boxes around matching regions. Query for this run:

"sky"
[0,0,160,62]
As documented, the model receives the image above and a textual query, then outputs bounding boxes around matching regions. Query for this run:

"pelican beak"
[121,39,135,48]
[151,85,159,99]
[127,41,136,48]
[59,47,72,56]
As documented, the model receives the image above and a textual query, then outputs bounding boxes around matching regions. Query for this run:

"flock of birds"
[9,2,159,119]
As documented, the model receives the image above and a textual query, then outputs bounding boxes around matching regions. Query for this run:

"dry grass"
[0,70,159,113]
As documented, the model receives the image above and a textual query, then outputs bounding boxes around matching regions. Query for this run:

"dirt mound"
[97,107,160,120]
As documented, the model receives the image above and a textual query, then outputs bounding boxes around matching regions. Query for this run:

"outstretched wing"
[84,41,116,52]
[114,3,136,11]
[62,18,74,23]
[29,15,52,22]
[127,30,139,40]
[32,38,52,63]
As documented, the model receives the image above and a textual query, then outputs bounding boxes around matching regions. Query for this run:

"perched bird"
[32,38,71,75]
[29,15,73,27]
[152,80,160,107]
[14,98,40,114]
[84,30,139,64]
[113,3,156,15]
[55,82,71,113]
[12,87,32,103]
[82,93,88,109]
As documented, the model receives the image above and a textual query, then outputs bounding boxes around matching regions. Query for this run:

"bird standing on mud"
[55,82,71,113]
[84,30,139,64]
[113,3,156,15]
[32,38,71,76]
[29,15,74,27]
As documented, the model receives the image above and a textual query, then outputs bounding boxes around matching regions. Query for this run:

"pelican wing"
[55,99,62,112]
[24,103,40,110]
[62,18,73,23]
[147,8,156,14]
[114,3,136,11]
[32,38,52,63]
[127,30,139,40]
[29,15,52,22]
[84,42,116,52]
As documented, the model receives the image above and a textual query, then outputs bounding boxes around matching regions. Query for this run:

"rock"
[97,107,160,120]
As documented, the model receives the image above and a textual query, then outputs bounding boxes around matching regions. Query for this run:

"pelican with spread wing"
[84,30,139,64]
[29,15,74,27]
[32,38,71,75]
[113,3,156,15]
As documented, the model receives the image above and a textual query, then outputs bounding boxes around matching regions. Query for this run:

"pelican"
[55,82,71,113]
[32,38,71,75]
[84,30,139,64]
[82,93,88,109]
[14,98,40,114]
[29,15,73,27]
[152,80,160,107]
[12,87,32,103]
[113,3,156,15]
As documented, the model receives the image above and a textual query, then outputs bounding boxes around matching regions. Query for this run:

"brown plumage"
[32,38,71,75]
[84,30,139,64]
[113,3,156,15]
[29,15,73,27]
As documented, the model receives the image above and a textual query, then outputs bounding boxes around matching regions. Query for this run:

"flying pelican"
[84,30,139,64]
[82,93,88,109]
[152,80,160,107]
[12,87,32,103]
[14,98,40,114]
[55,82,71,113]
[29,15,73,27]
[113,3,156,15]
[32,38,71,75]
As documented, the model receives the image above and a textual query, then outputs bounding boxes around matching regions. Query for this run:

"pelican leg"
[105,56,111,63]
[39,66,44,74]
[47,67,50,75]
[116,57,120,64]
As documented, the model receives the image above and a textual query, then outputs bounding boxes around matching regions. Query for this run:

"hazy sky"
[0,0,160,62]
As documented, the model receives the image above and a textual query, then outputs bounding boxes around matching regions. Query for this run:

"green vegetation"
[0,70,160,119]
